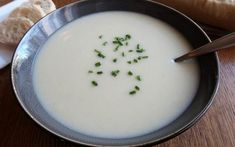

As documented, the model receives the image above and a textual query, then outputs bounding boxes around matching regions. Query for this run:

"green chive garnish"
[113,40,123,46]
[102,41,108,46]
[114,45,120,51]
[94,49,106,58]
[111,70,120,77]
[135,86,140,91]
[98,53,105,58]
[136,49,145,53]
[91,34,147,94]
[113,58,117,63]
[97,71,103,75]
[137,56,148,60]
[133,59,138,63]
[142,56,148,59]
[128,71,133,76]
[127,61,132,64]
[95,62,101,67]
[92,81,98,86]
[129,90,136,95]
[94,49,100,54]
[125,34,131,40]
[136,75,141,81]
[122,52,125,57]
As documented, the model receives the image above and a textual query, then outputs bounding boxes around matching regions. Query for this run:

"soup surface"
[33,11,199,138]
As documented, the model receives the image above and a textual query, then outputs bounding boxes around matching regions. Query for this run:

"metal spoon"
[174,32,235,62]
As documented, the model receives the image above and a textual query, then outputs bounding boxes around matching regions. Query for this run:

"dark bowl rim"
[11,0,220,146]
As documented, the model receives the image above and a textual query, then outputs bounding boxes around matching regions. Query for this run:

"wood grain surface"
[0,0,234,147]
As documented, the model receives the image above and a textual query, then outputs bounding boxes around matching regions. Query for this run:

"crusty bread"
[156,0,235,31]
[0,0,56,45]
[9,5,46,23]
[0,17,34,45]
[31,0,56,14]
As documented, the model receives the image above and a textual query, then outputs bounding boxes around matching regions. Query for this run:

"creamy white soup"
[33,11,199,138]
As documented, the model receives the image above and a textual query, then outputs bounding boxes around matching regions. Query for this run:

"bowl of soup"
[11,0,219,146]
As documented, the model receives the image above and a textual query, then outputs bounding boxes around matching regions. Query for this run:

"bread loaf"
[0,17,34,45]
[31,0,56,14]
[0,0,56,45]
[9,5,46,23]
[156,0,235,31]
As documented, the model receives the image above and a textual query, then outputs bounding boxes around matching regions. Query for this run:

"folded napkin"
[156,0,235,31]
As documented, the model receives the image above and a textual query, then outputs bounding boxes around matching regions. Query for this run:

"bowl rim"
[11,0,220,146]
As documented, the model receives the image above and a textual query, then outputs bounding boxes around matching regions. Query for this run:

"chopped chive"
[94,49,105,58]
[91,81,98,86]
[113,41,118,44]
[122,52,125,57]
[114,45,120,51]
[113,40,123,46]
[136,75,141,81]
[98,53,105,58]
[102,41,108,46]
[97,71,103,75]
[135,86,140,91]
[115,37,125,42]
[125,34,131,40]
[142,56,148,59]
[111,72,116,77]
[136,49,145,53]
[94,49,100,54]
[111,70,120,77]
[128,71,133,76]
[92,34,147,92]
[119,38,125,41]
[95,62,101,67]
[137,56,149,60]
[127,61,132,64]
[129,90,136,95]
[113,58,117,63]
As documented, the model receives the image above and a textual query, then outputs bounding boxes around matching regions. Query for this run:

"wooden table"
[0,0,234,147]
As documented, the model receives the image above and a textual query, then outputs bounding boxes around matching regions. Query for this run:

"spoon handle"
[175,32,235,62]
